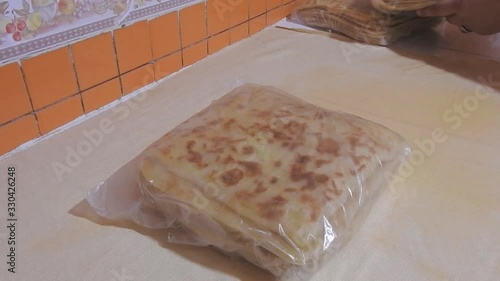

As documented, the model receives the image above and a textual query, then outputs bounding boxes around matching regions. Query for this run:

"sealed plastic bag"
[288,0,442,45]
[87,84,410,281]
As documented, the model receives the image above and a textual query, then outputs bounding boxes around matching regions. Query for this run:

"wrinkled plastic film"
[87,83,410,281]
[370,0,439,13]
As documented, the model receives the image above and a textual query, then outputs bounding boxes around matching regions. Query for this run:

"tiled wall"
[0,0,204,63]
[0,0,297,157]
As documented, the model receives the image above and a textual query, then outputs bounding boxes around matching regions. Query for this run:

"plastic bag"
[288,0,442,45]
[87,84,411,281]
[371,0,439,13]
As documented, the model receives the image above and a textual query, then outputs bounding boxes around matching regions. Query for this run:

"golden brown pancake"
[138,84,409,279]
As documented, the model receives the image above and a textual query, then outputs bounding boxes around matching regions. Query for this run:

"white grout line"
[0,62,194,162]
[0,14,284,162]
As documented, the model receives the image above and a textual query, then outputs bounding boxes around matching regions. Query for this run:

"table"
[0,22,499,281]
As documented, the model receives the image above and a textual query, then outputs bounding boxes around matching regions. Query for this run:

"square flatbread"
[371,0,439,13]
[289,0,441,45]
[138,84,409,279]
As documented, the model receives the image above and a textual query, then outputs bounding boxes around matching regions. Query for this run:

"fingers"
[417,0,461,17]
[445,14,461,25]
[446,15,476,33]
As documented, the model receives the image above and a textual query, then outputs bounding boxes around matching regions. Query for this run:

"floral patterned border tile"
[123,0,197,24]
[0,0,200,65]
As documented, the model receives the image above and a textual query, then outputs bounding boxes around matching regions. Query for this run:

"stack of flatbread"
[289,0,441,45]
[371,0,439,13]
[138,84,410,280]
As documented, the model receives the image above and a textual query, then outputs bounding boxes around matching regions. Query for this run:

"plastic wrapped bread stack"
[289,0,442,45]
[371,0,439,13]
[87,84,411,281]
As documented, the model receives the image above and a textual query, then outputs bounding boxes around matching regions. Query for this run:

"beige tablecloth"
[0,23,499,281]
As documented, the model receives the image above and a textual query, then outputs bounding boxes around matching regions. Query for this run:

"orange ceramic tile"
[266,6,283,26]
[0,63,32,125]
[154,52,182,80]
[82,78,122,113]
[120,64,155,95]
[71,32,118,91]
[249,14,266,35]
[267,0,282,10]
[249,0,266,18]
[207,0,230,36]
[114,21,152,74]
[208,30,230,54]
[230,0,249,27]
[149,12,181,59]
[182,40,208,67]
[282,0,295,17]
[22,47,78,110]
[230,22,249,44]
[36,95,84,135]
[180,3,207,47]
[0,114,39,155]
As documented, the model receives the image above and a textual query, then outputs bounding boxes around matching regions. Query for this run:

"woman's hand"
[417,0,500,35]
